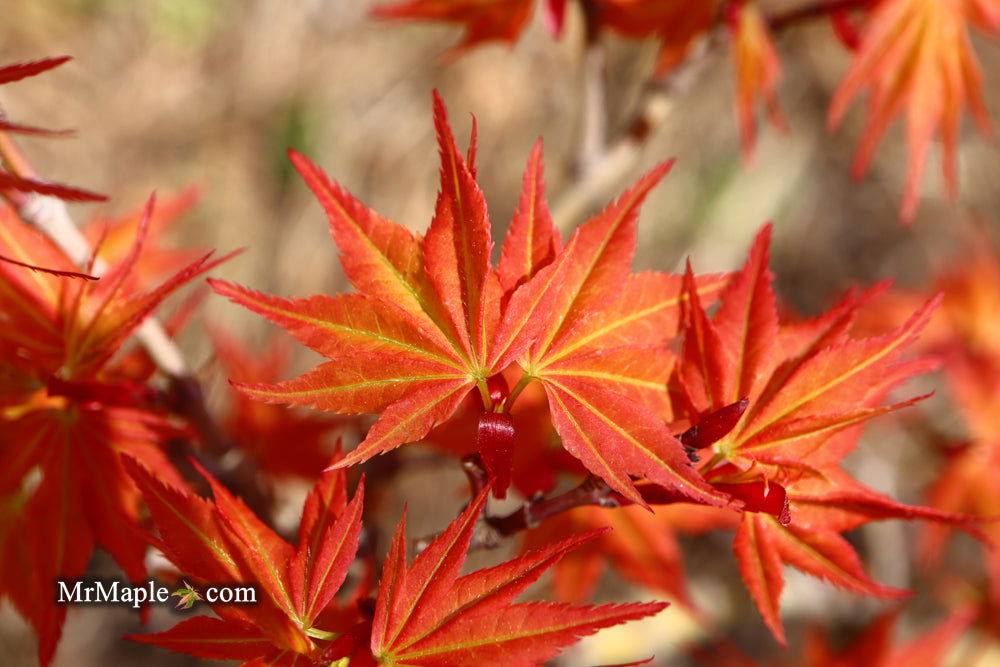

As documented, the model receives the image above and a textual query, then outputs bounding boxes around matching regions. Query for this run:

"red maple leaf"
[0,196,233,664]
[210,326,355,479]
[129,460,665,666]
[370,486,666,666]
[126,457,370,665]
[212,93,732,506]
[672,224,982,644]
[829,0,996,222]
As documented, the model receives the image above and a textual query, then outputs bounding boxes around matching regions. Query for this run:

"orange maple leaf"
[0,197,232,664]
[213,93,732,507]
[673,225,983,644]
[829,0,995,222]
[727,1,785,161]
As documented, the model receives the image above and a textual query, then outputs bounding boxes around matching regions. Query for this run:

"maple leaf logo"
[171,582,202,610]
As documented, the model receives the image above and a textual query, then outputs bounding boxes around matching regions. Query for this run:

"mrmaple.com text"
[56,580,257,609]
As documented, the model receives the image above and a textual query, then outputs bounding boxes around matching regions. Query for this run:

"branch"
[480,475,622,548]
[576,0,607,179]
[552,27,727,232]
[768,0,872,31]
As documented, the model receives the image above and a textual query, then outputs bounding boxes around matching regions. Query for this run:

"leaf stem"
[305,627,340,641]
[699,451,727,476]
[500,372,533,413]
[476,379,494,411]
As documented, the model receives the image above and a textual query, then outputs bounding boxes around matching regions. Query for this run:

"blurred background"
[1,0,999,665]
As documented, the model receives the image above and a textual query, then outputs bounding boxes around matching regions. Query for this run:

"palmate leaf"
[829,0,996,222]
[675,225,938,475]
[514,158,733,508]
[213,94,557,472]
[129,466,664,666]
[371,487,667,666]
[216,94,736,507]
[0,197,232,665]
[671,225,985,644]
[210,327,349,478]
[729,463,985,645]
[126,458,369,665]
[0,408,185,665]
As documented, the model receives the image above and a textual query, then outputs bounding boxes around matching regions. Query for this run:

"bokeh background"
[2,0,1000,665]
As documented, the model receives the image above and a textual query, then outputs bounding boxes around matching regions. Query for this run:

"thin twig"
[552,28,727,232]
[467,476,624,551]
[552,0,871,233]
[577,0,608,179]
[768,0,872,31]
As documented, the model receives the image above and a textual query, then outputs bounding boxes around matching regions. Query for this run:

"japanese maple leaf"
[370,486,666,666]
[212,94,530,470]
[171,581,203,610]
[674,224,938,483]
[212,93,731,507]
[849,234,1000,594]
[732,467,983,645]
[126,457,371,666]
[916,348,1000,605]
[828,0,995,223]
[502,149,732,507]
[210,326,353,478]
[82,186,205,288]
[0,57,107,204]
[694,604,974,667]
[671,224,984,643]
[727,1,785,161]
[0,197,233,665]
[129,461,665,666]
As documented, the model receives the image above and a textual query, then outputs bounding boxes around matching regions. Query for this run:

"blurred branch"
[413,456,625,553]
[577,0,607,178]
[768,0,871,31]
[552,28,727,232]
[552,0,870,233]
